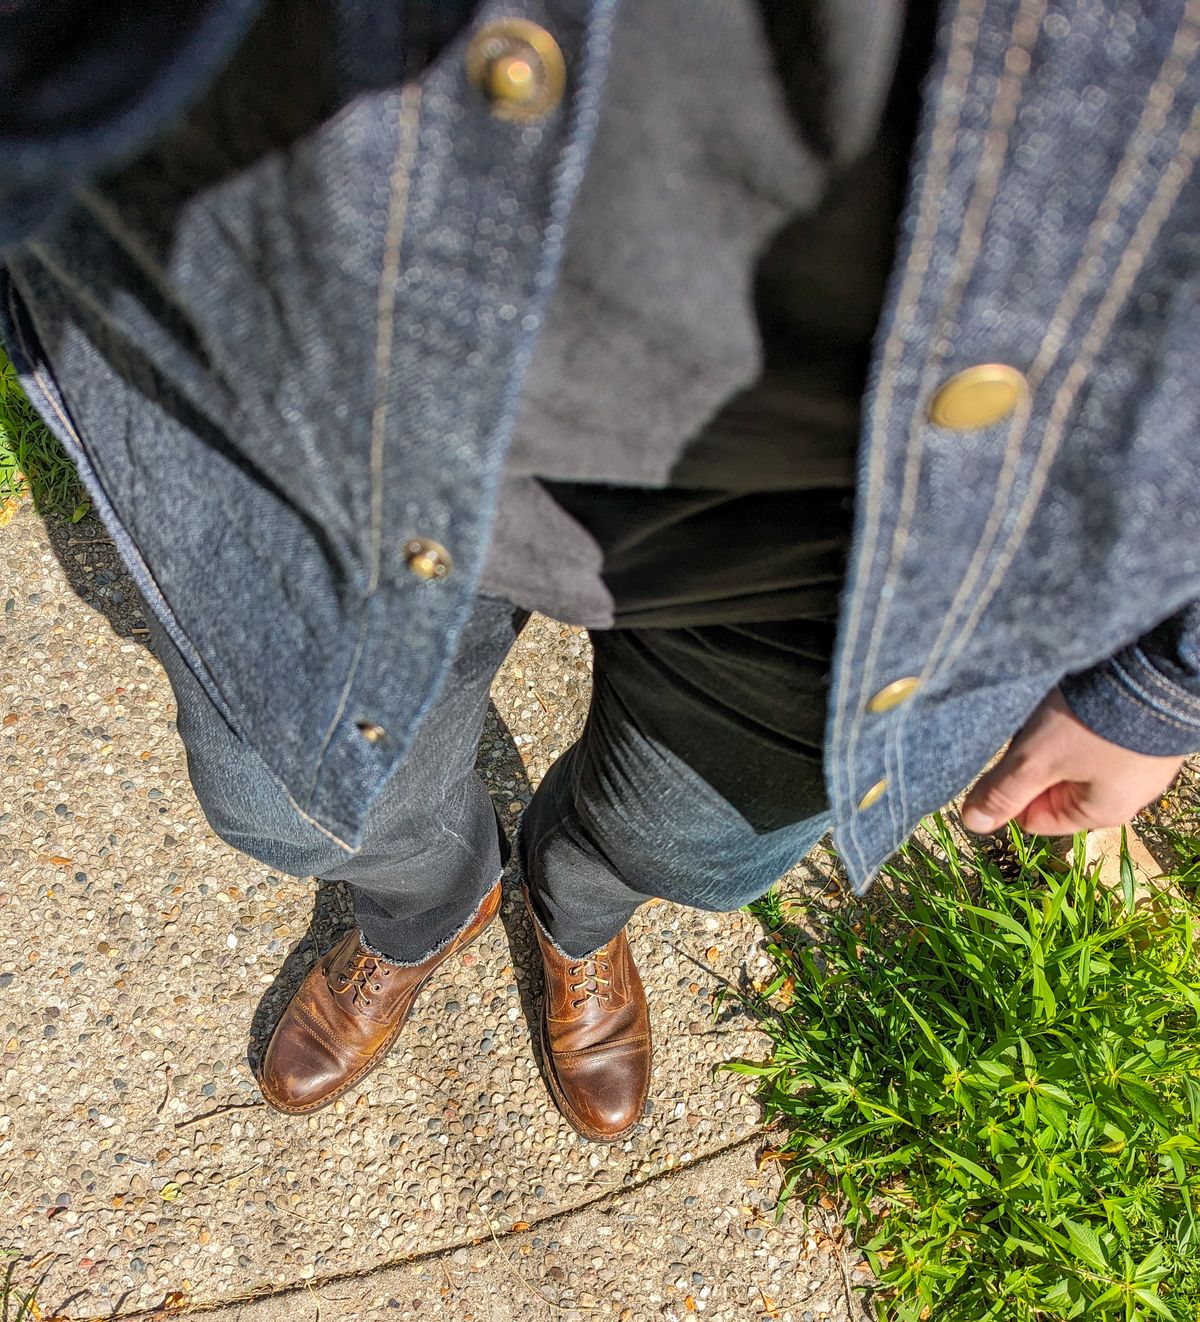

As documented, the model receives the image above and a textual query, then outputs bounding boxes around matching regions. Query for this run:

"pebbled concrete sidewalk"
[0,503,857,1322]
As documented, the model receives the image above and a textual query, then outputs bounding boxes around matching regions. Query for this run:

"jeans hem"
[515,803,630,957]
[357,870,502,967]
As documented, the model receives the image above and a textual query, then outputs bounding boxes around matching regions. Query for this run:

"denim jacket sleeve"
[0,0,262,248]
[1060,604,1200,757]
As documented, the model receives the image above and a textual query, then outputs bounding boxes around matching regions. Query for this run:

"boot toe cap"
[258,1017,353,1113]
[551,1036,651,1141]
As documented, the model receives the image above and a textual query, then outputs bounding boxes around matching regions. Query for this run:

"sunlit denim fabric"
[145,590,832,960]
[3,0,1200,894]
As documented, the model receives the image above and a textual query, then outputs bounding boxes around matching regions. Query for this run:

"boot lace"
[334,947,393,1009]
[567,946,614,1009]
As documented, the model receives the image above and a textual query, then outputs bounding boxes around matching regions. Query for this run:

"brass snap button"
[466,19,566,120]
[928,363,1027,430]
[867,676,921,714]
[404,538,453,582]
[356,721,386,745]
[857,778,889,812]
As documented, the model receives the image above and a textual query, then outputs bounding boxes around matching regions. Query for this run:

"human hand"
[960,687,1185,835]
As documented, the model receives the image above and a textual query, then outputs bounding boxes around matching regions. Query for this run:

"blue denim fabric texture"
[143,589,523,962]
[0,0,262,245]
[146,585,830,960]
[2,0,1200,894]
[1,0,619,864]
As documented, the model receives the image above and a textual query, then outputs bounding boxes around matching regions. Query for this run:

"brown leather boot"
[523,885,651,1142]
[257,881,501,1114]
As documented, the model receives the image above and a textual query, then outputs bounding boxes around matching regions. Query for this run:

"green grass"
[0,347,88,520]
[733,813,1200,1321]
[1,1250,51,1322]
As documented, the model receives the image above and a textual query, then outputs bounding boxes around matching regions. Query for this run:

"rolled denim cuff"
[1060,647,1200,757]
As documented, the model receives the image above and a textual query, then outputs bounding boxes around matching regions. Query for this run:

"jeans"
[148,593,832,960]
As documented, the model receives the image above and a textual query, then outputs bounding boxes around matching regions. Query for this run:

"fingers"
[1012,780,1104,836]
[960,751,1048,833]
[959,687,1185,837]
[962,747,1181,837]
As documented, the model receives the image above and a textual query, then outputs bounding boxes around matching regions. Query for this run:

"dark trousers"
[149,594,831,960]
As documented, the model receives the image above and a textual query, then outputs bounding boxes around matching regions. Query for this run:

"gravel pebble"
[2,507,850,1319]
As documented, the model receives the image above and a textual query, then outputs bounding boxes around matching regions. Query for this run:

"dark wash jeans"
[149,592,831,961]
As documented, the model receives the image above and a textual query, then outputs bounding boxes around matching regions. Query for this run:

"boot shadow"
[475,703,548,1075]
[244,877,354,1074]
[243,700,537,1076]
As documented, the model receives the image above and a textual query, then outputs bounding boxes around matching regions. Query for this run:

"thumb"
[961,751,1052,833]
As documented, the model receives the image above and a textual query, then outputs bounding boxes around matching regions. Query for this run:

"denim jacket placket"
[827,0,1200,884]
[3,0,1200,889]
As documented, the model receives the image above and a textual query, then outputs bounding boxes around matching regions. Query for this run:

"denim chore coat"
[1,0,1199,888]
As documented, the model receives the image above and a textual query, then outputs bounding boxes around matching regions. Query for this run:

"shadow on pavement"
[40,511,156,647]
[242,701,538,1078]
[481,704,549,1080]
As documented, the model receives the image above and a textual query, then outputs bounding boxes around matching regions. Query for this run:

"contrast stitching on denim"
[73,187,240,396]
[283,787,357,854]
[828,0,984,844]
[1093,665,1199,734]
[926,101,1200,701]
[916,7,1200,664]
[840,0,1036,857]
[1112,651,1200,725]
[871,0,1048,844]
[1125,647,1200,718]
[892,4,1200,829]
[9,277,182,653]
[307,84,424,801]
[6,272,257,750]
[26,232,238,414]
[24,198,387,852]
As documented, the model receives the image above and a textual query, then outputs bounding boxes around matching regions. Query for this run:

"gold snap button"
[928,363,1027,430]
[404,538,453,581]
[867,676,921,714]
[466,19,566,120]
[356,721,386,745]
[489,52,537,102]
[857,778,889,812]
